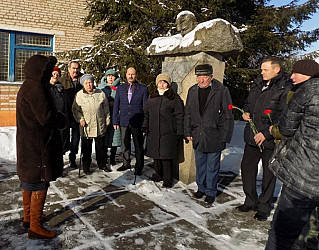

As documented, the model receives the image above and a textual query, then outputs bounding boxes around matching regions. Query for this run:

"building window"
[0,30,53,82]
[0,32,9,81]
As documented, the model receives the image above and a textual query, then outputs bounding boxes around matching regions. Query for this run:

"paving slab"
[0,159,276,250]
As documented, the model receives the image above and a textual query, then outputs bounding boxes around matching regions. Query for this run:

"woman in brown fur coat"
[16,55,64,239]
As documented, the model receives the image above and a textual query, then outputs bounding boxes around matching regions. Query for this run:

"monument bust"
[146,11,243,57]
[176,11,198,36]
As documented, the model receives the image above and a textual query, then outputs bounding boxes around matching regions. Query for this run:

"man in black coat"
[265,60,319,249]
[236,57,291,221]
[184,64,234,205]
[60,61,83,168]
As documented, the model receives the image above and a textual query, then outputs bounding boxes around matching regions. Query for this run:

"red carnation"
[110,86,117,91]
[228,104,235,110]
[264,109,273,124]
[264,109,272,115]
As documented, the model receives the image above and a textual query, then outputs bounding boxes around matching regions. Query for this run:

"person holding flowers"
[235,57,291,221]
[266,59,319,249]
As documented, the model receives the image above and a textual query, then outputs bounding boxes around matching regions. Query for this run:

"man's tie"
[128,84,132,103]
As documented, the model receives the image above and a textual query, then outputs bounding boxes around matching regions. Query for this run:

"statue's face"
[176,14,197,36]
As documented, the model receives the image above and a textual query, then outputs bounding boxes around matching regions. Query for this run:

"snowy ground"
[0,121,279,249]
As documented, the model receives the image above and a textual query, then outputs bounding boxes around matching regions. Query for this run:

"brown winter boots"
[22,189,32,228]
[24,189,56,239]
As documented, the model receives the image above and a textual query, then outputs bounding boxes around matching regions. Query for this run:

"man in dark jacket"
[265,60,319,250]
[113,67,148,175]
[236,57,291,221]
[60,61,83,168]
[184,64,234,205]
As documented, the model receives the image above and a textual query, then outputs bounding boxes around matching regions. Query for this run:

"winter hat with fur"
[292,59,319,77]
[156,73,171,85]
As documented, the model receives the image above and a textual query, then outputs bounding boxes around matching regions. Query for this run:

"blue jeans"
[266,185,319,250]
[194,149,221,197]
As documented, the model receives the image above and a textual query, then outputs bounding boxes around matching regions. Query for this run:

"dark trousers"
[241,144,276,214]
[82,136,107,169]
[266,185,319,250]
[110,146,117,162]
[69,123,80,162]
[293,208,318,250]
[120,126,144,171]
[154,159,173,186]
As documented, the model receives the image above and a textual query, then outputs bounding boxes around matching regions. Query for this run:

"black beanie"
[292,59,319,77]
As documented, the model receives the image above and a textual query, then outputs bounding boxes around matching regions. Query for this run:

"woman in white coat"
[72,74,111,174]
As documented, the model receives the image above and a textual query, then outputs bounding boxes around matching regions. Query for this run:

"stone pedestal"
[162,52,225,184]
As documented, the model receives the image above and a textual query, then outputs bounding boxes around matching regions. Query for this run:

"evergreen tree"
[225,0,319,108]
[56,0,319,108]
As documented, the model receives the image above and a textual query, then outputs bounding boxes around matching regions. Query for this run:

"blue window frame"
[0,30,53,82]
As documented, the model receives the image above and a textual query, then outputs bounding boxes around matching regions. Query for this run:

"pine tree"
[57,0,179,85]
[56,0,319,106]
[225,0,319,108]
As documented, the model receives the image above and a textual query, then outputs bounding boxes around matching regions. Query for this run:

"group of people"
[234,57,319,249]
[16,54,319,247]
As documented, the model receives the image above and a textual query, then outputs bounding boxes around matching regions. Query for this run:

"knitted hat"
[80,74,94,86]
[195,64,213,75]
[105,69,119,78]
[52,66,61,76]
[292,59,319,77]
[156,73,172,85]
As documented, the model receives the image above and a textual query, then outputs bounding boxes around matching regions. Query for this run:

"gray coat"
[184,80,234,153]
[269,77,319,200]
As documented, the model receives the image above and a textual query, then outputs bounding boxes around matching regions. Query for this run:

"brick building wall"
[0,0,97,52]
[0,84,20,126]
[0,0,98,126]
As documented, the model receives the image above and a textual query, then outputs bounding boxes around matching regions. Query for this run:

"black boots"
[99,164,112,172]
[69,160,78,168]
[193,191,205,199]
[110,146,117,166]
[83,162,91,175]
